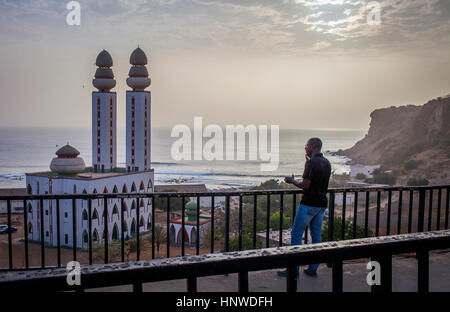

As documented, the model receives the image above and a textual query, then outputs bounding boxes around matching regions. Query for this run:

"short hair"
[308,138,322,150]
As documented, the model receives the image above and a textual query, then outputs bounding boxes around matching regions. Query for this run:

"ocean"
[0,127,365,189]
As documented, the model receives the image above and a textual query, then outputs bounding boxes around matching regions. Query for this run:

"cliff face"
[338,95,450,183]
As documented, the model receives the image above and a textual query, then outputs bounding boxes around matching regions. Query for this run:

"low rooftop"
[26,167,154,180]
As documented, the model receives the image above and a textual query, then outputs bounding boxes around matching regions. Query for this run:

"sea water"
[0,127,365,189]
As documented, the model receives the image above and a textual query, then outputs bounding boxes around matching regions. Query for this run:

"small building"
[168,201,219,247]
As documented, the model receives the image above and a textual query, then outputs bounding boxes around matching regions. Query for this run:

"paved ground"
[87,250,450,292]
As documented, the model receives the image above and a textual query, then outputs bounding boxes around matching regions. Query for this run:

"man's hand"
[284,176,295,184]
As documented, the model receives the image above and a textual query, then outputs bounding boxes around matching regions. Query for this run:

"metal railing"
[0,230,449,292]
[0,184,449,271]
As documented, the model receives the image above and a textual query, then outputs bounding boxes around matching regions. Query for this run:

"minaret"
[126,47,151,172]
[92,50,117,172]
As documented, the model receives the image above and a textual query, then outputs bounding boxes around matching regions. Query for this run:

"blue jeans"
[291,203,326,273]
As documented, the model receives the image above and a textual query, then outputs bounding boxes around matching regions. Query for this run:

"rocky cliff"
[337,94,450,183]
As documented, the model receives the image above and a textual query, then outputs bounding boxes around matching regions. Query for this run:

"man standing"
[278,137,331,277]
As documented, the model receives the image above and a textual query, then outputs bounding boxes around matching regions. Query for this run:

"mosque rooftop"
[26,167,153,180]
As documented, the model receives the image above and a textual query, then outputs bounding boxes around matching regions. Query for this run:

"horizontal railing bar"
[1,230,448,291]
[1,184,449,200]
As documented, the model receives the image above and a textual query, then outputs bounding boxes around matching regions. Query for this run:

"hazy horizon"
[1,0,449,130]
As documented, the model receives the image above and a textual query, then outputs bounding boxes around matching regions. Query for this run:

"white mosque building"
[25,48,154,248]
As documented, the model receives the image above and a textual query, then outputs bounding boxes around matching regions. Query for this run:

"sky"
[0,0,449,130]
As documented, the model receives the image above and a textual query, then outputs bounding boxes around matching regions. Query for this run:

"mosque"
[25,48,155,248]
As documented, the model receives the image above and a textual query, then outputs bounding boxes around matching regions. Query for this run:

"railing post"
[211,195,215,253]
[225,196,230,252]
[23,199,29,269]
[40,198,45,268]
[253,194,257,249]
[7,200,12,269]
[166,196,170,258]
[120,197,124,263]
[417,189,426,233]
[286,265,297,293]
[238,271,249,293]
[417,248,429,293]
[341,191,346,240]
[89,198,93,265]
[104,196,108,263]
[326,191,335,268]
[371,254,392,292]
[327,191,335,242]
[56,199,61,267]
[187,277,197,292]
[266,194,270,248]
[72,198,77,262]
[133,281,143,293]
[332,259,343,293]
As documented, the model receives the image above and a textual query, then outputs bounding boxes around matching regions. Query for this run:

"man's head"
[305,137,322,157]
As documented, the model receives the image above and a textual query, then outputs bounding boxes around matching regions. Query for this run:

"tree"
[355,173,367,180]
[152,224,166,258]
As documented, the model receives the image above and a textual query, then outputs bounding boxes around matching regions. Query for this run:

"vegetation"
[152,224,166,258]
[153,189,190,211]
[355,173,367,180]
[403,160,422,170]
[221,233,262,252]
[407,177,429,186]
[269,211,290,230]
[321,216,372,242]
[364,168,397,185]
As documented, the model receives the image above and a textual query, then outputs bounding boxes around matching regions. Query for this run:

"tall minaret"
[92,50,117,172]
[126,47,151,172]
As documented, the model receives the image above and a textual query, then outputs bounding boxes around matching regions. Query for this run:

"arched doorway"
[190,227,197,246]
[170,225,175,244]
[130,219,136,237]
[177,228,189,244]
[112,224,119,240]
[82,230,88,248]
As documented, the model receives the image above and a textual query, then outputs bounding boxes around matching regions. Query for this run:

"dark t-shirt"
[301,153,332,208]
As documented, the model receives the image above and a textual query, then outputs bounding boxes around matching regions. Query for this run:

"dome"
[50,144,86,174]
[129,66,148,77]
[96,50,113,67]
[130,47,147,65]
[55,144,80,157]
[186,201,198,222]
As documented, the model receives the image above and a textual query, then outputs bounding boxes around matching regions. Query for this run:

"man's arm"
[291,178,311,190]
[284,158,312,189]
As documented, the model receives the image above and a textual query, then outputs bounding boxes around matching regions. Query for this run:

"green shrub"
[322,216,372,242]
[269,211,290,230]
[221,233,262,252]
[355,173,367,180]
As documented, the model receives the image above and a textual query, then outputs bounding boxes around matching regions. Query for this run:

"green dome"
[186,201,198,222]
